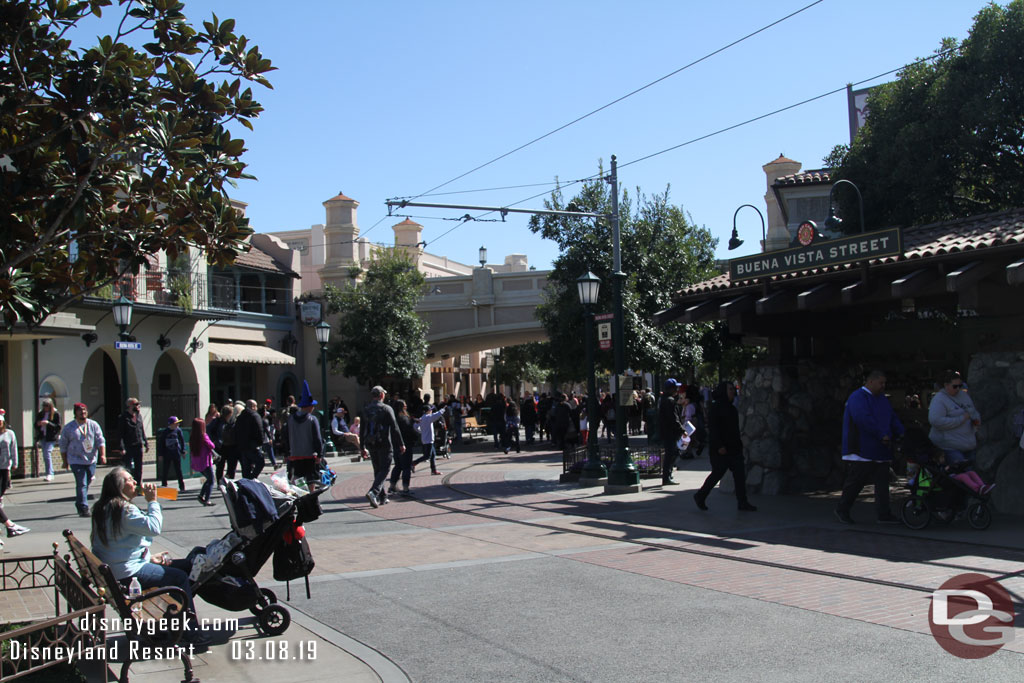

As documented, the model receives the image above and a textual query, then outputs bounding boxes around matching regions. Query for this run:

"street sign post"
[597,322,612,350]
[114,341,142,351]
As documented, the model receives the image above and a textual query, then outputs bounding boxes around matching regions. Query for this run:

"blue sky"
[84,1,985,269]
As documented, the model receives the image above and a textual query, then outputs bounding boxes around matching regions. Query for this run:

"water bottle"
[128,576,142,615]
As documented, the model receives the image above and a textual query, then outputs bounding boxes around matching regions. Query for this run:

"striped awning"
[207,342,295,365]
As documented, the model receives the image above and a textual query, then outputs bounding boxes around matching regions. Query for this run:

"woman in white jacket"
[928,371,981,464]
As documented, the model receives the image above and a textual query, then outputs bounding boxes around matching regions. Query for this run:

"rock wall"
[965,352,1024,515]
[731,353,1024,514]
[737,361,860,495]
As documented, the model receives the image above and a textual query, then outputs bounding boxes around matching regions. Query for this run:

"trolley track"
[395,461,1024,608]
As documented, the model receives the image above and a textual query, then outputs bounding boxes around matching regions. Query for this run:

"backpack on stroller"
[900,427,992,530]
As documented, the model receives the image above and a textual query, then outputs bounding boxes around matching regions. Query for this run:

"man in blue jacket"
[836,370,904,524]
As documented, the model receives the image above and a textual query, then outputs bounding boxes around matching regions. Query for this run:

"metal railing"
[1,555,106,682]
[94,269,293,317]
[561,442,664,480]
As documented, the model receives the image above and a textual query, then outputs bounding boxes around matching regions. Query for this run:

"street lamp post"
[315,321,336,456]
[478,246,487,267]
[727,204,766,252]
[825,179,865,234]
[112,295,134,409]
[605,156,640,492]
[576,272,606,481]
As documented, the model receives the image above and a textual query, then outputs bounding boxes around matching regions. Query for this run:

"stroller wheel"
[249,588,279,616]
[258,604,291,637]
[967,502,992,530]
[900,498,930,530]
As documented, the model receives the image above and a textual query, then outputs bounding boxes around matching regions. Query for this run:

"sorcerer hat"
[297,380,317,407]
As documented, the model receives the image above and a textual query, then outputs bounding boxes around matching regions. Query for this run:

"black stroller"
[900,427,992,530]
[435,418,452,460]
[188,479,328,635]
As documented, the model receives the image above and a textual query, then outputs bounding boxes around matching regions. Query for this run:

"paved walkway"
[2,435,1022,680]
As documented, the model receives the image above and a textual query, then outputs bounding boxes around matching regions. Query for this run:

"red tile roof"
[774,168,831,186]
[325,191,355,202]
[765,154,798,165]
[234,242,298,277]
[395,218,422,227]
[677,208,1024,298]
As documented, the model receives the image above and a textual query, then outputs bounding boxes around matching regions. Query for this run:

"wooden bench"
[62,530,200,683]
[463,416,487,438]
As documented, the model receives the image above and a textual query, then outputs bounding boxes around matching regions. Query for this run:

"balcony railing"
[96,270,293,317]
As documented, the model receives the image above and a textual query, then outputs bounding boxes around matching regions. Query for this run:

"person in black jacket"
[35,398,62,480]
[658,379,684,485]
[235,400,265,479]
[388,399,418,495]
[118,398,148,483]
[694,381,757,512]
[360,386,404,508]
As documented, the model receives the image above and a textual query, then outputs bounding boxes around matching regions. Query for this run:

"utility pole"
[604,156,640,492]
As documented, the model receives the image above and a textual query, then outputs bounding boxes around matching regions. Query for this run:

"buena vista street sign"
[728,227,903,280]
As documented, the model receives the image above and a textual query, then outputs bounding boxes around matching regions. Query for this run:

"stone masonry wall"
[735,361,862,496]
[965,351,1024,515]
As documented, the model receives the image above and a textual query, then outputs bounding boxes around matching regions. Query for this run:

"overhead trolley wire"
[424,44,963,249]
[401,0,826,203]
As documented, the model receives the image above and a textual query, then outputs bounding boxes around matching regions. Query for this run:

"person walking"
[59,402,106,517]
[235,400,265,479]
[156,416,186,492]
[658,379,684,485]
[835,370,904,524]
[388,399,417,496]
[189,418,217,506]
[287,382,324,484]
[0,414,19,508]
[360,385,404,507]
[35,398,61,481]
[694,381,757,512]
[118,398,148,483]
[412,403,446,475]
[215,403,242,481]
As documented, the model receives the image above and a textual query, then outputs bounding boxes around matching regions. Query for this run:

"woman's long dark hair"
[91,467,131,547]
[190,417,206,453]
[395,399,408,417]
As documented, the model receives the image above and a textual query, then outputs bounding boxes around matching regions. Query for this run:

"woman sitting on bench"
[91,467,210,647]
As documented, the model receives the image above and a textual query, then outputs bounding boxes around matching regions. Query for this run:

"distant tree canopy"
[827,1,1024,232]
[323,249,428,386]
[488,343,550,393]
[529,169,717,382]
[0,0,274,327]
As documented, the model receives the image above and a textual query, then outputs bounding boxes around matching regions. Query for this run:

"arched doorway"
[151,350,200,431]
[81,349,124,441]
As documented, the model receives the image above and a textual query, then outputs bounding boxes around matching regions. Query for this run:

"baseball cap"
[167,416,182,426]
[370,385,386,398]
[663,378,680,392]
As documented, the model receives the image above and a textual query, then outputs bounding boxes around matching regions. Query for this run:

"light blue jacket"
[928,390,980,452]
[92,501,162,580]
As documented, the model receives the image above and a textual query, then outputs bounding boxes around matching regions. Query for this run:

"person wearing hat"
[287,381,324,483]
[156,416,186,492]
[59,403,106,517]
[331,406,360,452]
[359,385,404,508]
[118,397,148,483]
[658,379,685,485]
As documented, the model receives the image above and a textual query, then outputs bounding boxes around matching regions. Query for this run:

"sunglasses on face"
[950,383,963,389]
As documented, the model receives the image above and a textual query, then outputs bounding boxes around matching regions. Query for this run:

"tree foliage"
[528,168,717,382]
[488,342,550,392]
[0,0,274,327]
[832,1,1024,231]
[323,249,428,385]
